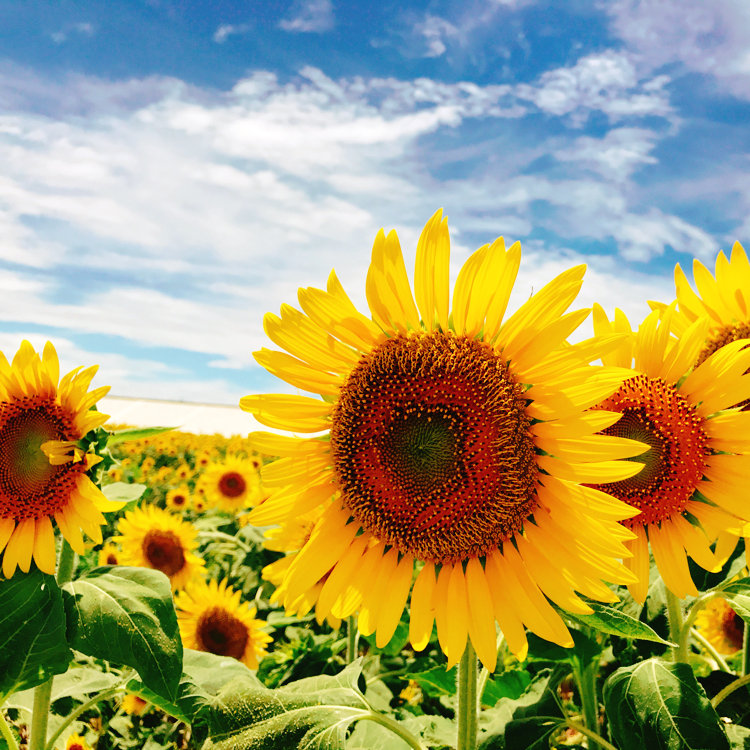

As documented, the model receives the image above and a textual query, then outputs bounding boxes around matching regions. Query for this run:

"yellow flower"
[0,341,122,578]
[590,304,750,602]
[114,504,205,590]
[98,541,122,566]
[166,485,191,512]
[175,578,272,669]
[65,734,92,750]
[695,597,744,655]
[241,210,647,670]
[199,456,261,513]
[121,693,149,715]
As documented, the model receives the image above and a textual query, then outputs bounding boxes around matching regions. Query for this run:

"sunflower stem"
[711,672,750,709]
[346,617,358,663]
[691,628,733,673]
[0,710,20,750]
[564,719,620,750]
[456,641,478,750]
[29,540,78,750]
[665,588,687,662]
[743,621,750,677]
[572,655,602,749]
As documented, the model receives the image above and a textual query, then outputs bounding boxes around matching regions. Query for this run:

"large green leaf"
[567,600,674,645]
[127,649,262,725]
[107,426,175,445]
[62,566,182,701]
[203,661,375,750]
[603,657,730,750]
[0,569,71,699]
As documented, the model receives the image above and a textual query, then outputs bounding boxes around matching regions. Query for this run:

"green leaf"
[346,720,411,750]
[127,649,262,725]
[107,426,176,445]
[101,482,147,507]
[0,569,71,699]
[716,578,750,624]
[407,665,457,697]
[691,537,746,592]
[402,715,457,748]
[203,661,374,749]
[726,724,750,749]
[603,657,730,750]
[503,716,563,750]
[567,601,674,645]
[62,566,182,701]
[481,670,531,707]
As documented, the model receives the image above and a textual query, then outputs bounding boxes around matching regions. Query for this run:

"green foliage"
[62,566,183,701]
[0,569,71,700]
[566,600,674,645]
[107,426,176,445]
[102,482,148,508]
[603,657,730,749]
[716,577,750,624]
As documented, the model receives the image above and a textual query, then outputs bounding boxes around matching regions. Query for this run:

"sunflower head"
[199,456,261,513]
[590,304,750,602]
[114,504,205,590]
[121,693,149,715]
[175,578,272,668]
[65,734,92,750]
[166,485,191,512]
[695,596,745,655]
[0,341,123,578]
[240,210,653,670]
[98,541,122,566]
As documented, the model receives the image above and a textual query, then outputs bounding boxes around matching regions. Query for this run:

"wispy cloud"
[212,23,253,43]
[279,0,334,33]
[50,21,95,44]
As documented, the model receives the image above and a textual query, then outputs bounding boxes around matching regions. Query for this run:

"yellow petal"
[33,515,56,574]
[4,518,36,576]
[649,522,698,599]
[239,393,331,432]
[414,209,450,332]
[409,562,437,651]
[465,558,499,672]
[375,554,414,647]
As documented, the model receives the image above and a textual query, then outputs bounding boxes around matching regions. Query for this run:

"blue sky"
[1,0,749,412]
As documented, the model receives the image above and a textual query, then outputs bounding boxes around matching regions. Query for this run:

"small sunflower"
[695,597,744,655]
[121,693,149,715]
[0,341,122,578]
[200,456,261,513]
[166,485,191,512]
[175,578,272,668]
[65,734,92,750]
[114,504,205,590]
[241,210,648,670]
[590,304,750,601]
[98,541,122,566]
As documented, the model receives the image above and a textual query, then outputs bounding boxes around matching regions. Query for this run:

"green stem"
[565,719,620,750]
[576,660,601,748]
[456,642,479,750]
[711,673,750,709]
[690,628,733,673]
[743,621,750,677]
[44,685,124,750]
[0,710,20,750]
[198,530,253,553]
[346,617,358,664]
[665,588,687,662]
[356,713,427,750]
[29,540,78,750]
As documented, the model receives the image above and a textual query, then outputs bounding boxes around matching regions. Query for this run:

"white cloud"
[412,15,460,58]
[607,0,750,99]
[50,22,95,44]
[212,23,252,43]
[279,0,334,33]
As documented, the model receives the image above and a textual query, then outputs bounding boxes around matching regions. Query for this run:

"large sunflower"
[695,596,744,655]
[241,210,648,670]
[589,304,750,602]
[175,578,272,668]
[199,456,261,513]
[0,340,121,578]
[114,504,205,590]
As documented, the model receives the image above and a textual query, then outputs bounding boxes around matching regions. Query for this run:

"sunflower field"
[3,212,750,750]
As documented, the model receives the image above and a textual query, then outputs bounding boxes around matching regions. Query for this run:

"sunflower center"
[0,397,80,520]
[696,322,750,367]
[196,606,249,659]
[219,472,246,498]
[142,530,186,576]
[106,553,118,565]
[589,375,709,527]
[172,494,186,506]
[331,331,537,564]
[725,609,745,652]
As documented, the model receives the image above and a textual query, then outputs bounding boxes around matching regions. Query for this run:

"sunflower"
[175,578,272,668]
[589,304,750,602]
[0,340,122,578]
[166,485,191,512]
[98,541,122,566]
[121,693,149,715]
[695,596,744,655]
[240,209,649,670]
[65,734,92,750]
[114,504,205,590]
[200,456,261,513]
